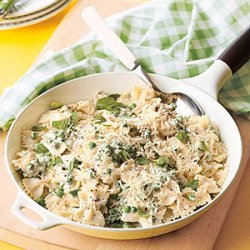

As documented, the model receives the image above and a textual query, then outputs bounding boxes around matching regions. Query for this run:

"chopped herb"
[35,143,49,154]
[172,116,184,128]
[169,103,177,110]
[54,156,63,165]
[52,119,70,131]
[32,126,45,132]
[70,112,79,125]
[136,156,150,165]
[120,150,130,162]
[128,127,141,137]
[186,193,196,201]
[106,168,112,175]
[198,140,208,152]
[89,169,96,178]
[66,158,82,183]
[68,158,82,171]
[176,130,189,143]
[123,205,131,213]
[143,129,151,139]
[154,156,169,167]
[106,143,137,165]
[138,209,149,218]
[31,131,38,140]
[186,179,199,190]
[131,206,138,213]
[152,215,157,224]
[55,186,64,198]
[105,208,121,225]
[88,142,97,149]
[49,155,63,168]
[110,194,119,200]
[27,163,34,171]
[129,103,136,109]
[36,198,46,207]
[154,182,162,190]
[92,113,107,124]
[69,189,80,197]
[50,101,63,110]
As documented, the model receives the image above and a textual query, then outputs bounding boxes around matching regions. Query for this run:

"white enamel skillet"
[4,8,250,240]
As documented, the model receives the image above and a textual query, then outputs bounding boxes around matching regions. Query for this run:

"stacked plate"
[0,0,72,30]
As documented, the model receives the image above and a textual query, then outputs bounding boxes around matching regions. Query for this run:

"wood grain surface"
[0,0,250,249]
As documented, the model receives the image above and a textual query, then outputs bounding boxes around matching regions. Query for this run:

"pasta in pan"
[12,87,228,228]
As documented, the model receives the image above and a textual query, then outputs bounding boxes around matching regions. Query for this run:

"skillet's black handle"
[218,25,250,74]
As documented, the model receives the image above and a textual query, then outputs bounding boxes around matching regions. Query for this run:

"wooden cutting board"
[1,1,250,249]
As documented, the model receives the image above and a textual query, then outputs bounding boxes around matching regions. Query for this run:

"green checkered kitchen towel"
[0,0,250,130]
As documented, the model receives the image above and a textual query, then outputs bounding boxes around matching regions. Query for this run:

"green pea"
[186,193,196,201]
[131,206,138,213]
[88,142,96,149]
[123,205,131,213]
[31,131,38,140]
[198,140,208,152]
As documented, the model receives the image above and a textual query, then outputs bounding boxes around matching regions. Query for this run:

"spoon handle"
[218,25,250,74]
[81,6,161,90]
[82,7,138,71]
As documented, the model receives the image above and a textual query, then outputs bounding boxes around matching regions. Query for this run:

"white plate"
[7,0,60,17]
[2,0,69,23]
[0,0,72,30]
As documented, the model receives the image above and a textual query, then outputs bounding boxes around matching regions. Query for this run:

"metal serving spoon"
[81,7,205,116]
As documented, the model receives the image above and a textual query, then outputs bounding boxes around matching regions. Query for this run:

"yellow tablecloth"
[0,1,250,250]
[0,2,76,96]
[0,3,75,250]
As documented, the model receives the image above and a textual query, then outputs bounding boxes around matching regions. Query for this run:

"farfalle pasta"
[12,87,228,228]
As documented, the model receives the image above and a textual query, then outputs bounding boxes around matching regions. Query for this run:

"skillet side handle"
[12,192,63,230]
[218,25,250,74]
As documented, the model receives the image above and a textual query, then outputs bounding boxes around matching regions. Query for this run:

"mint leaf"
[35,143,49,154]
[52,119,70,130]
[69,189,80,197]
[136,156,150,165]
[186,179,199,190]
[96,94,126,114]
